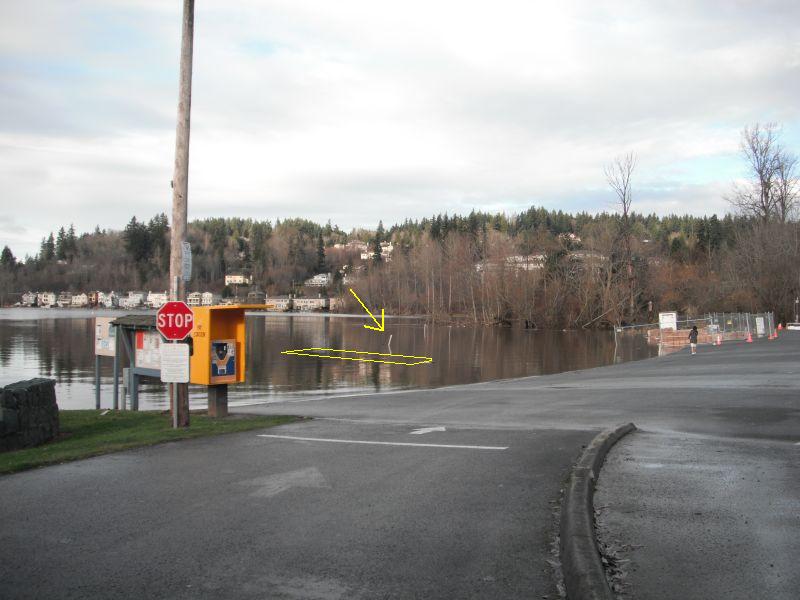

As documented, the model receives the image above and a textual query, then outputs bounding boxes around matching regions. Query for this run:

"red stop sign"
[156,301,195,340]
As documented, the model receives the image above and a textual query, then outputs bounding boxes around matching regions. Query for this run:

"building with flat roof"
[225,274,252,286]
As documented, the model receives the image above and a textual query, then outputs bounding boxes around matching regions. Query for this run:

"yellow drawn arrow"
[349,288,385,332]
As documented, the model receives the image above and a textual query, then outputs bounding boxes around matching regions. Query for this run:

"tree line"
[1,123,797,326]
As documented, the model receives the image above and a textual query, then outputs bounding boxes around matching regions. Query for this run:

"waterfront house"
[201,292,221,306]
[264,296,292,312]
[120,292,145,309]
[187,292,203,307]
[100,292,118,308]
[71,293,89,308]
[37,292,56,307]
[21,292,37,306]
[57,292,73,308]
[246,290,266,304]
[146,291,168,309]
[294,297,329,311]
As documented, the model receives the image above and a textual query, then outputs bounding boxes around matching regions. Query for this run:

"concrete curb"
[560,422,636,600]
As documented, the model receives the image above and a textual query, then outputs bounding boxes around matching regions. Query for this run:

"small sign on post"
[181,241,192,282]
[659,311,678,331]
[160,343,190,383]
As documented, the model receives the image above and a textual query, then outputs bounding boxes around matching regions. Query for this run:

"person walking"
[688,325,699,355]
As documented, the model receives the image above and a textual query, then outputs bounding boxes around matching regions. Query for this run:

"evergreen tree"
[373,221,385,263]
[316,232,326,273]
[0,245,16,270]
[44,233,55,260]
[430,215,441,240]
[66,223,78,259]
[707,215,723,251]
[55,227,67,260]
[123,217,152,263]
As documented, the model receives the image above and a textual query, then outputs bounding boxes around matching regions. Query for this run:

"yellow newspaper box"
[189,306,247,385]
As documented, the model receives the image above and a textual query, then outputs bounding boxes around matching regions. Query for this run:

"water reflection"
[0,310,658,410]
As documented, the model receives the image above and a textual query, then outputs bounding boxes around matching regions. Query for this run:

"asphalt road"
[1,334,798,599]
[0,420,587,599]
[596,430,800,600]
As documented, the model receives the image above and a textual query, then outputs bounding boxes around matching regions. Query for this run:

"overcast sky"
[1,0,799,258]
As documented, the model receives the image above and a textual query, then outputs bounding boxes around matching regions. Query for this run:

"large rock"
[0,379,59,452]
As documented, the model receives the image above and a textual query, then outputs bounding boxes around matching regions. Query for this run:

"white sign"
[94,317,116,357]
[160,343,190,383]
[659,311,678,331]
[135,330,161,369]
[755,317,765,336]
[181,241,192,282]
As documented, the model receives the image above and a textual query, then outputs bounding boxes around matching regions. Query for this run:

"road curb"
[560,422,636,600]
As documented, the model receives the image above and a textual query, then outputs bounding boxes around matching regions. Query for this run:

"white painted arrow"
[239,467,328,498]
[410,426,446,435]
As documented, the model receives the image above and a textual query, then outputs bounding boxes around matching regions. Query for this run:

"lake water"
[0,308,658,410]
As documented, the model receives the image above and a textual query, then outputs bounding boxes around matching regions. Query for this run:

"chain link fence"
[613,311,776,358]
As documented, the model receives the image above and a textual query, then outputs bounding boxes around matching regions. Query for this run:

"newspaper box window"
[210,339,236,384]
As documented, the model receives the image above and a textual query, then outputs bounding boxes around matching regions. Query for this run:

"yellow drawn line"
[281,347,433,366]
[348,288,385,331]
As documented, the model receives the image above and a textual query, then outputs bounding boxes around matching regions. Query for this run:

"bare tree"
[605,152,636,219]
[605,152,637,321]
[774,148,798,223]
[728,123,780,222]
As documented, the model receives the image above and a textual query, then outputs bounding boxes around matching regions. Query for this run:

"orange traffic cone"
[746,332,753,343]
[778,323,783,330]
[716,334,722,346]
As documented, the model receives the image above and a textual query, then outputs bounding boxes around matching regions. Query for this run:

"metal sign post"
[156,301,194,428]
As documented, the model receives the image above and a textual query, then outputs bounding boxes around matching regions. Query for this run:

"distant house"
[187,292,203,307]
[100,292,118,308]
[360,242,394,261]
[224,273,251,286]
[246,290,266,304]
[87,291,100,307]
[71,293,89,308]
[475,254,545,273]
[201,292,221,306]
[120,292,145,309]
[294,297,329,311]
[37,292,56,307]
[21,292,37,307]
[264,296,292,312]
[559,232,582,245]
[334,240,369,252]
[340,265,358,285]
[305,273,332,287]
[57,292,72,308]
[568,251,608,263]
[145,291,168,309]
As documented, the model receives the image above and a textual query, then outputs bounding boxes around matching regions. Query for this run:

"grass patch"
[0,410,303,475]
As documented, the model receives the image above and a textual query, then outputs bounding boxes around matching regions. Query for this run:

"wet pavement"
[0,333,798,598]
[595,429,800,600]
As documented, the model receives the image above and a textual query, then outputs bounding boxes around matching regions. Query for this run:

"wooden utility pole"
[169,0,194,428]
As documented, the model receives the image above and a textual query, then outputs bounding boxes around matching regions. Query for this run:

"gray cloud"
[1,0,799,258]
